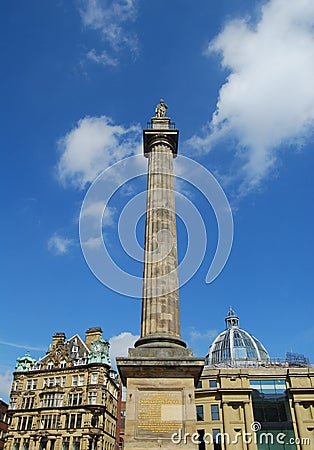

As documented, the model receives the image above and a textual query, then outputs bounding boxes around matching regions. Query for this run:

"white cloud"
[48,233,75,255]
[0,370,12,400]
[80,202,116,226]
[79,204,116,249]
[189,329,218,342]
[57,116,141,189]
[190,0,314,194]
[86,49,118,67]
[79,0,138,60]
[109,331,139,364]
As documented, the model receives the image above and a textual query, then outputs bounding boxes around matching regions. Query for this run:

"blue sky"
[1,0,314,401]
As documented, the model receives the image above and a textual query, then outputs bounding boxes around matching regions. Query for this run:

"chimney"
[85,327,103,350]
[52,332,66,349]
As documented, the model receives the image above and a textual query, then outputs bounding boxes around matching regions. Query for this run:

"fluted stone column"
[135,116,185,349]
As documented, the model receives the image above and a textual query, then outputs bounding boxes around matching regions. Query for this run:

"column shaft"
[141,143,180,339]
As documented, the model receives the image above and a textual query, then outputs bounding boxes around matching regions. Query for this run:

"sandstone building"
[0,399,9,450]
[194,308,314,450]
[4,328,119,450]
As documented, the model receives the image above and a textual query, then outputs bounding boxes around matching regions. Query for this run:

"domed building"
[195,308,313,449]
[205,307,269,367]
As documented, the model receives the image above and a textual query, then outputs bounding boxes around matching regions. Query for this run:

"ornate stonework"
[5,329,119,450]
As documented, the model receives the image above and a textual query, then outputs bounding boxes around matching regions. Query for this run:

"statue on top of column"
[155,99,168,118]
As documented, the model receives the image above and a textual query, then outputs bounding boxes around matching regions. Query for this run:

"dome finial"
[225,306,239,328]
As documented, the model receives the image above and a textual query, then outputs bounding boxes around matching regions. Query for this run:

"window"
[88,392,97,405]
[55,394,63,407]
[42,394,63,408]
[55,377,60,386]
[14,381,19,391]
[47,361,54,370]
[27,417,33,430]
[60,360,67,369]
[32,379,38,389]
[70,414,76,429]
[209,380,217,388]
[211,404,220,421]
[13,438,21,450]
[61,376,66,387]
[40,414,60,429]
[62,438,70,450]
[72,376,78,387]
[250,378,296,443]
[196,381,202,389]
[196,405,204,421]
[21,397,34,409]
[43,378,47,388]
[197,430,205,450]
[39,437,48,450]
[68,393,82,406]
[78,374,84,386]
[18,416,33,431]
[91,373,98,384]
[42,394,54,407]
[22,439,29,450]
[26,380,32,390]
[48,378,54,388]
[72,439,80,450]
[65,414,82,429]
[91,414,99,427]
[213,429,222,450]
[76,413,82,428]
[10,398,17,410]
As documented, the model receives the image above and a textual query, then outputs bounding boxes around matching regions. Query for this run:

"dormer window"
[72,346,78,353]
[47,361,54,370]
[60,360,67,368]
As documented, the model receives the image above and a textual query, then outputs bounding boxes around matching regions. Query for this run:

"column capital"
[143,123,179,157]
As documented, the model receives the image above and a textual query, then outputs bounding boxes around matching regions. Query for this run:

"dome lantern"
[225,306,239,328]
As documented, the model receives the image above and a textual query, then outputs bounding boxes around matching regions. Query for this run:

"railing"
[145,121,176,129]
[206,358,311,369]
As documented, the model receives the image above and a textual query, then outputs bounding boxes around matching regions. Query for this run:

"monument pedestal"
[117,348,204,450]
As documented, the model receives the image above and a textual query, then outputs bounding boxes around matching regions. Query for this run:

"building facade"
[195,365,314,450]
[5,328,119,450]
[0,399,10,450]
[194,309,314,450]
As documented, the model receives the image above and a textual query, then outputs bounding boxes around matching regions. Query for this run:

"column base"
[134,333,187,349]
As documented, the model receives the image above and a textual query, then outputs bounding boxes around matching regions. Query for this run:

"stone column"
[135,115,186,350]
[116,103,204,450]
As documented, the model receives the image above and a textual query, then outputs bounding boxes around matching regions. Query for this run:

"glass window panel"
[213,429,222,450]
[211,404,219,421]
[196,405,204,421]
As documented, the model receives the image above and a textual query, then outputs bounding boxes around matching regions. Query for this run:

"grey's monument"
[116,101,204,449]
